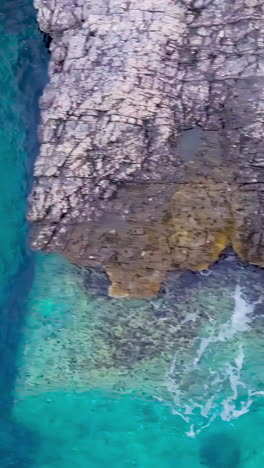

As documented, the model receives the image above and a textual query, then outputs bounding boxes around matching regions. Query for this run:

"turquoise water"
[2,1,264,467]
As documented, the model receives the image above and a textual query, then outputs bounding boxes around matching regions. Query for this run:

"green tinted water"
[2,2,264,467]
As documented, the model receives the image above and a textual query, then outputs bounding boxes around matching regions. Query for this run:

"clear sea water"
[2,1,264,467]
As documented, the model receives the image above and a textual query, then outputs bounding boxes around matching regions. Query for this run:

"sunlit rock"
[29,0,264,298]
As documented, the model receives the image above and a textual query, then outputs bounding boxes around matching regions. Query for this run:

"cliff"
[29,0,264,297]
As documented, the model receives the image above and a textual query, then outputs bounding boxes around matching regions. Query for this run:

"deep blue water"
[1,2,264,468]
[0,1,48,465]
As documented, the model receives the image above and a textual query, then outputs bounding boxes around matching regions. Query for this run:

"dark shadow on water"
[0,417,38,468]
[199,432,241,468]
[0,0,49,465]
[164,247,264,303]
[0,262,34,418]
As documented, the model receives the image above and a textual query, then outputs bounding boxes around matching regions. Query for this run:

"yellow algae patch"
[105,178,236,298]
[107,266,165,299]
[162,179,232,271]
[230,186,264,268]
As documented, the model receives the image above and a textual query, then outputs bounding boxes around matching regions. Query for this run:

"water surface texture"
[1,2,264,468]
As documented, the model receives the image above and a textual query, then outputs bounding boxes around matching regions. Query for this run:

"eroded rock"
[29,0,264,297]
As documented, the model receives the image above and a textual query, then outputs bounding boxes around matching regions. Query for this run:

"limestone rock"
[29,0,264,297]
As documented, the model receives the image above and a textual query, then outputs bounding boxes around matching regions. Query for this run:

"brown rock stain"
[108,268,165,299]
[47,176,263,299]
[105,177,263,298]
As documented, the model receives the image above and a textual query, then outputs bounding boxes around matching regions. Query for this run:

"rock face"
[29,0,264,298]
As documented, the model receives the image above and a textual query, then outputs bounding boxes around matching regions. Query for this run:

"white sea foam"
[186,424,196,438]
[220,345,253,421]
[230,285,255,332]
[250,391,264,396]
[166,284,262,436]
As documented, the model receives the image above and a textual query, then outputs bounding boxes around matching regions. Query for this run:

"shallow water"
[2,2,264,468]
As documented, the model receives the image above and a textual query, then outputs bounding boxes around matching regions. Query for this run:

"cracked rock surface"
[29,0,264,297]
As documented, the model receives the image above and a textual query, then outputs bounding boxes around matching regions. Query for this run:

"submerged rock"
[29,0,264,298]
[15,253,264,403]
